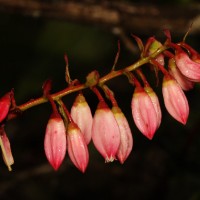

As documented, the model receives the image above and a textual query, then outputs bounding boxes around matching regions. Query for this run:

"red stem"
[91,86,104,102]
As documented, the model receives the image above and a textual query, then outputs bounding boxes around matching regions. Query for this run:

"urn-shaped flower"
[92,101,120,162]
[112,106,133,164]
[71,93,93,144]
[44,115,67,170]
[162,75,189,124]
[67,122,89,173]
[131,85,159,140]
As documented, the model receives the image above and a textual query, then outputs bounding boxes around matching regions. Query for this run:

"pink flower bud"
[112,106,133,164]
[71,93,93,144]
[67,122,89,173]
[175,49,200,82]
[0,127,14,171]
[44,116,67,170]
[131,85,158,140]
[0,92,11,123]
[144,86,162,129]
[146,37,165,66]
[92,101,120,162]
[168,58,194,91]
[162,75,189,124]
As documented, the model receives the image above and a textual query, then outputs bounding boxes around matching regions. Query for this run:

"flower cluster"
[0,31,200,172]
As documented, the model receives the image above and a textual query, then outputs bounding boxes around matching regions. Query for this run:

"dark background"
[0,0,200,199]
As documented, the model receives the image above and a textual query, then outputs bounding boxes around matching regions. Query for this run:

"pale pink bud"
[44,116,67,170]
[175,49,200,82]
[112,106,133,164]
[67,122,89,173]
[71,93,93,144]
[0,92,11,123]
[144,86,162,129]
[0,127,14,171]
[131,85,158,140]
[168,58,194,91]
[92,101,120,162]
[162,75,189,124]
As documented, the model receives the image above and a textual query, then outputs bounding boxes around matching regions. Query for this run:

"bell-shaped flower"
[112,106,133,164]
[44,115,67,171]
[0,92,11,123]
[92,101,120,162]
[71,93,93,144]
[168,58,194,91]
[0,127,14,171]
[131,85,158,140]
[162,75,189,124]
[67,122,89,173]
[175,48,200,82]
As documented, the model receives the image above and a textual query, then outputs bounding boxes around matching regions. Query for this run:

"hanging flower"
[44,115,67,170]
[131,85,158,140]
[162,75,189,124]
[71,93,93,144]
[168,58,194,91]
[92,101,120,162]
[112,106,133,164]
[174,47,200,82]
[67,122,89,173]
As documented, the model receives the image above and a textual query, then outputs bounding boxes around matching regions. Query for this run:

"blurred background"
[0,0,200,199]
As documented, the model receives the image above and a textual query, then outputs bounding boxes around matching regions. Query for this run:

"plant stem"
[7,45,168,120]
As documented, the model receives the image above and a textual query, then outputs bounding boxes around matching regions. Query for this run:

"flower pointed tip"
[105,156,116,163]
[80,167,87,173]
[146,134,154,140]
[180,118,188,125]
[51,163,61,171]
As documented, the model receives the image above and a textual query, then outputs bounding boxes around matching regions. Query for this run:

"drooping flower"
[112,106,133,164]
[92,101,120,162]
[131,85,158,140]
[71,93,93,144]
[44,115,67,170]
[162,75,189,124]
[0,126,14,171]
[174,47,200,82]
[0,92,12,123]
[67,122,89,173]
[168,58,194,91]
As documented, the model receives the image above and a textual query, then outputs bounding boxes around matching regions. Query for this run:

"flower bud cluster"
[1,30,200,172]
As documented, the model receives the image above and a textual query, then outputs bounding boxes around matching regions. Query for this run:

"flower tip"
[105,156,116,163]
[180,117,188,125]
[79,165,87,173]
[51,162,62,171]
